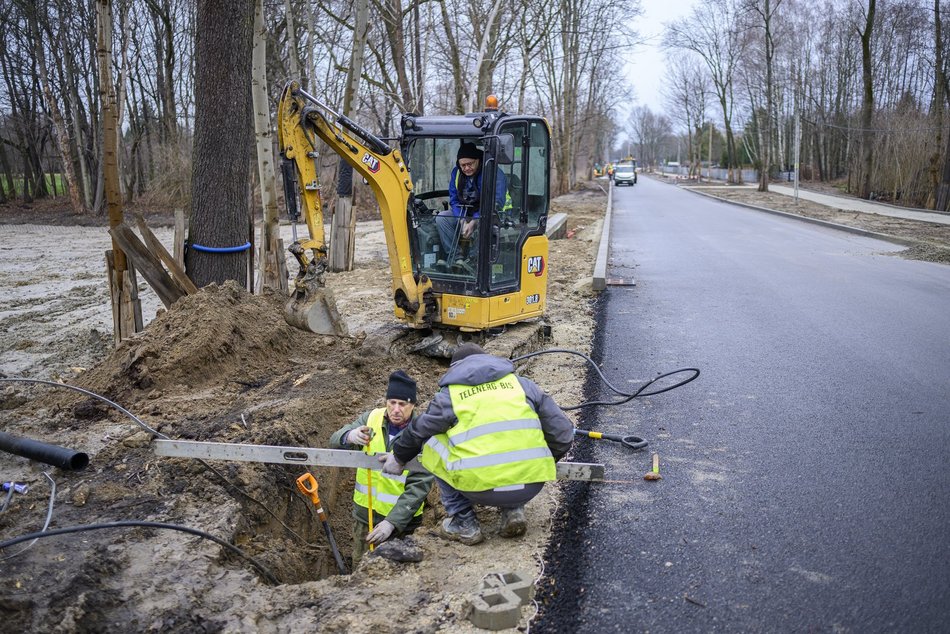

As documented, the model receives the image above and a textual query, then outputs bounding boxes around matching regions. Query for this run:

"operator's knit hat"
[457,142,482,161]
[386,370,417,403]
[451,342,486,364]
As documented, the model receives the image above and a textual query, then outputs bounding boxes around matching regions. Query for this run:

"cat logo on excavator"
[361,153,381,173]
[527,256,544,276]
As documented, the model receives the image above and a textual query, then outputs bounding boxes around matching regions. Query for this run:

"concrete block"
[468,587,522,631]
[479,570,535,605]
[546,212,568,240]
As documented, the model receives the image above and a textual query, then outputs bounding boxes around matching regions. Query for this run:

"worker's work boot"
[439,510,483,545]
[498,505,527,538]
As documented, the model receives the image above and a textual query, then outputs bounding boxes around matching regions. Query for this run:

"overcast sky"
[621,0,697,118]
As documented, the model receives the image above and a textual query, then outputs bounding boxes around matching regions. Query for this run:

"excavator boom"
[277,81,432,334]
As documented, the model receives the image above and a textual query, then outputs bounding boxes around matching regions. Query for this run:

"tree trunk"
[383,0,415,111]
[282,0,301,80]
[252,0,286,292]
[98,0,142,341]
[28,6,85,214]
[330,0,369,273]
[930,0,947,210]
[186,0,255,288]
[439,2,465,113]
[757,0,778,193]
[858,0,876,200]
[144,0,178,143]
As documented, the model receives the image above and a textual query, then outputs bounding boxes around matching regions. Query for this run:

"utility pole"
[329,0,369,272]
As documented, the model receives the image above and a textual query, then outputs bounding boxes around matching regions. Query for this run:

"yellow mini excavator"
[276,81,552,342]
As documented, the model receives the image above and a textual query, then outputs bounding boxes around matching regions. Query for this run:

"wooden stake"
[644,452,662,481]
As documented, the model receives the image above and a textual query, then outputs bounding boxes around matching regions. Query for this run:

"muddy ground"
[1,178,947,633]
[0,186,604,633]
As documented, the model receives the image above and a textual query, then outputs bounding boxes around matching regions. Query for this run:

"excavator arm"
[276,80,433,333]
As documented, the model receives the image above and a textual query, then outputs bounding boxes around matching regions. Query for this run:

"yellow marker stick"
[652,453,660,474]
[366,468,375,551]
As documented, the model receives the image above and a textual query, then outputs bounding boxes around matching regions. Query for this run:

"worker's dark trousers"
[436,478,543,516]
[436,212,465,260]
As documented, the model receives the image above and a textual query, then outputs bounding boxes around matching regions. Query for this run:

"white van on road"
[614,163,637,186]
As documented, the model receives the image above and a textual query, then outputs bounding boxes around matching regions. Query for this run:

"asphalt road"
[535,177,950,633]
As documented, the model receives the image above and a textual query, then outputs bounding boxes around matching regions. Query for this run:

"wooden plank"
[174,208,185,268]
[125,258,144,331]
[105,249,141,344]
[109,223,187,309]
[275,238,288,283]
[134,213,198,294]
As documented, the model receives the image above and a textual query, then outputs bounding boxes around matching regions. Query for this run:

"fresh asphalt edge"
[532,292,607,632]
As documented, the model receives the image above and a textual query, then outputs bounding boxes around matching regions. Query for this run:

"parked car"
[614,162,637,186]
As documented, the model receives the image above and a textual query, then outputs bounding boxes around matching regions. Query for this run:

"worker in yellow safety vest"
[331,370,434,564]
[380,344,574,546]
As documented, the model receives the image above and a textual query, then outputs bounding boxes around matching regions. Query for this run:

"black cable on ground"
[512,347,700,410]
[0,520,280,584]
[1,472,56,561]
[0,377,307,544]
[0,487,14,514]
[512,348,700,452]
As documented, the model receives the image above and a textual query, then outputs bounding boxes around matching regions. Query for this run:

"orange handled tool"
[296,473,348,574]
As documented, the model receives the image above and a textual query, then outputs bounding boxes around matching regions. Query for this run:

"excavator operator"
[436,141,512,263]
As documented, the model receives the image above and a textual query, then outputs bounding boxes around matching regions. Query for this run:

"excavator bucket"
[283,287,348,336]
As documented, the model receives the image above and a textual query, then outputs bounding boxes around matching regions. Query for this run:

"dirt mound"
[80,281,299,396]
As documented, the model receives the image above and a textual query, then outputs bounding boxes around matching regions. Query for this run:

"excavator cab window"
[405,137,480,284]
[402,118,549,298]
[487,119,550,291]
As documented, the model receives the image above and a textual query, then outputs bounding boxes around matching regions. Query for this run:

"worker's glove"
[345,426,372,446]
[366,519,395,546]
[378,453,404,475]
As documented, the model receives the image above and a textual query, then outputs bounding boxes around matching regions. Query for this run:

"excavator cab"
[399,107,551,331]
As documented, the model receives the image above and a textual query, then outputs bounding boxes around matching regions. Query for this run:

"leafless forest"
[2,0,949,221]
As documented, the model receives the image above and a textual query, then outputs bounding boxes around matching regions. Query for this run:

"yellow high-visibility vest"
[420,374,555,492]
[353,408,423,517]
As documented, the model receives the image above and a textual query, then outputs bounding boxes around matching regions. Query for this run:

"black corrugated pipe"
[0,431,89,471]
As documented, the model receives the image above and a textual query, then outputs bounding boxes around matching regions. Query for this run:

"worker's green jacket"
[330,409,433,532]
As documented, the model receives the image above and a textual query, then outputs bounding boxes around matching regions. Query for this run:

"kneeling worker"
[380,344,574,545]
[330,370,434,564]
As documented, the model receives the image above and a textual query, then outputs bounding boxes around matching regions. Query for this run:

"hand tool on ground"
[152,440,606,481]
[644,453,662,481]
[573,428,648,451]
[295,473,348,574]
